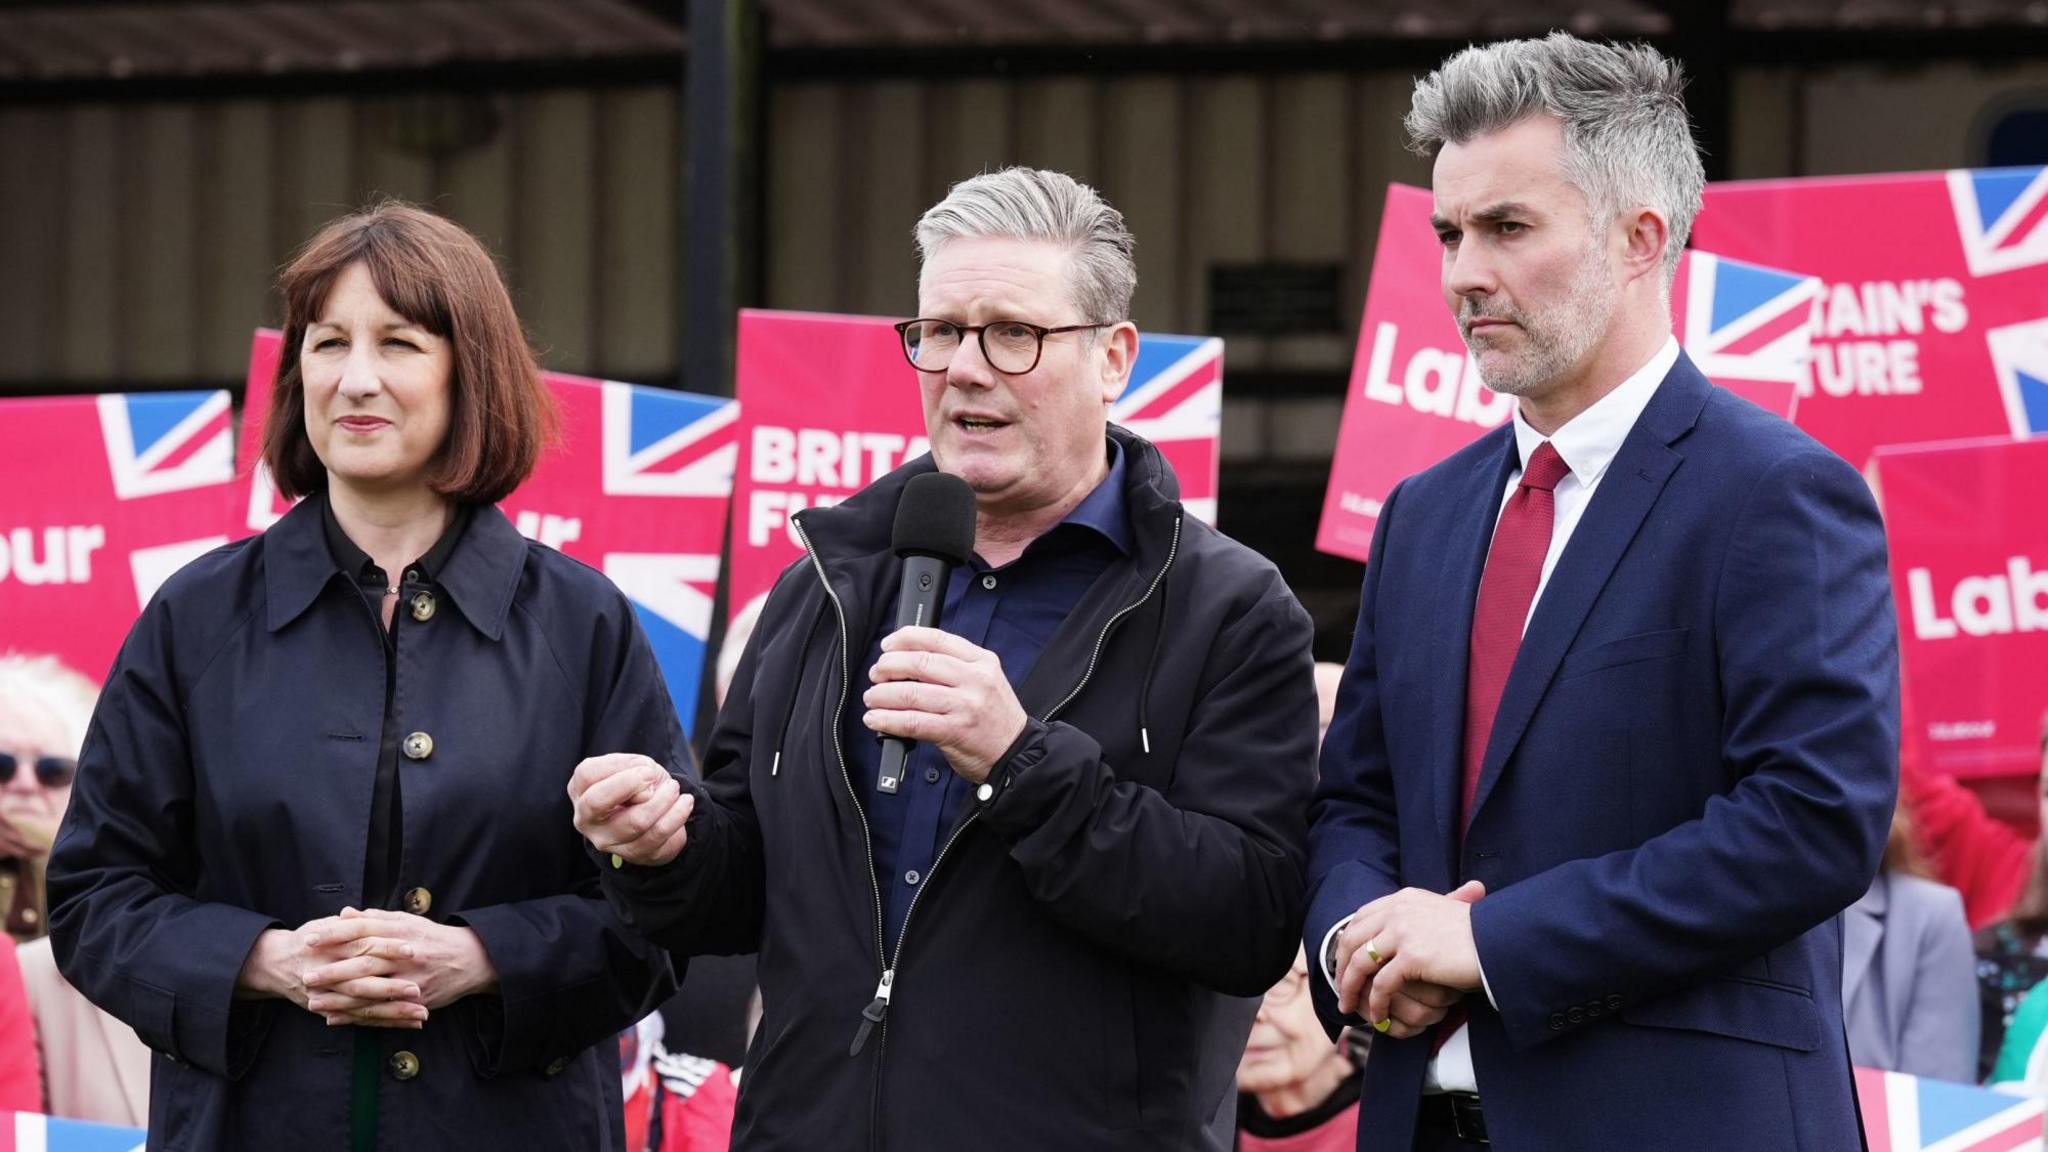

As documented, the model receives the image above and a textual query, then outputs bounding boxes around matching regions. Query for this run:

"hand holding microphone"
[862,472,1028,787]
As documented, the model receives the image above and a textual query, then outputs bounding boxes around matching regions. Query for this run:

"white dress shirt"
[1320,335,1681,1094]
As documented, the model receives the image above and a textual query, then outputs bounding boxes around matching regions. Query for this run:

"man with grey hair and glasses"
[573,167,1317,1150]
[1306,33,1898,1152]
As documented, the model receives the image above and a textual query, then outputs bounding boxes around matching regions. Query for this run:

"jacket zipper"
[814,508,1182,1150]
[789,514,890,1007]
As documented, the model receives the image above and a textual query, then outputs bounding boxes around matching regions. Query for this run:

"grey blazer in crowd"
[1842,869,1979,1083]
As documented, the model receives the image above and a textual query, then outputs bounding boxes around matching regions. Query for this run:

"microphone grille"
[892,472,977,565]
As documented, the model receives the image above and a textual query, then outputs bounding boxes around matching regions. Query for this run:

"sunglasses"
[0,753,77,789]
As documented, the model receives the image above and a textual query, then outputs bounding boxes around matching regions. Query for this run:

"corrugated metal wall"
[0,62,2039,403]
[0,86,679,388]
[763,72,1432,367]
[759,71,1435,464]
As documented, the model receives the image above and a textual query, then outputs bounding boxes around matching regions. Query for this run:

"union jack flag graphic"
[1949,166,2048,279]
[1671,252,1822,417]
[602,550,721,721]
[1858,1067,2045,1152]
[129,536,228,611]
[97,390,233,500]
[585,383,740,724]
[1987,315,2048,438]
[0,1111,145,1152]
[600,382,740,498]
[1111,334,1223,525]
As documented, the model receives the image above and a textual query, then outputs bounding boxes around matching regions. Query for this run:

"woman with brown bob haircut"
[48,202,684,1151]
[260,202,555,506]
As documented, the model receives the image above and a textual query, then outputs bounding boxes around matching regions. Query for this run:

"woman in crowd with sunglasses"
[46,203,678,1151]
[0,652,92,945]
[0,651,150,1125]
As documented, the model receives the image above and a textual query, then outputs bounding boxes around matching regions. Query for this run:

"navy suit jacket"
[1305,355,1899,1152]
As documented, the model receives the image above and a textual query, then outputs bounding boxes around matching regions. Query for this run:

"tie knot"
[1519,442,1570,493]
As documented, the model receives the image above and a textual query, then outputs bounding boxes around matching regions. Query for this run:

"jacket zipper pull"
[848,969,894,1057]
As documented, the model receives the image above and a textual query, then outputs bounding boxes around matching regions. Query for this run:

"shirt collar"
[1053,435,1132,556]
[1511,335,1680,484]
[319,491,471,588]
[267,491,525,639]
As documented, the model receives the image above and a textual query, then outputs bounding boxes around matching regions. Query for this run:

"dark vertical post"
[1667,0,1733,182]
[684,0,762,396]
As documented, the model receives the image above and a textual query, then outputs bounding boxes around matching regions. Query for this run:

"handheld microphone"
[876,472,977,794]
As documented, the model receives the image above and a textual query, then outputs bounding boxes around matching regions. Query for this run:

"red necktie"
[1431,441,1570,1056]
[1460,440,1570,828]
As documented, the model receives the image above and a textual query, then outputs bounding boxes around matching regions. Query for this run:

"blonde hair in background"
[0,652,100,759]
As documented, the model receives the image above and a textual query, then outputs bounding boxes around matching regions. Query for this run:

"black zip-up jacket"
[604,427,1317,1151]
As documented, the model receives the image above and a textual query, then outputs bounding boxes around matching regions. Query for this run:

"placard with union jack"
[235,330,738,735]
[0,391,234,682]
[1698,167,2048,468]
[1857,1065,2044,1152]
[1949,166,2048,280]
[1112,334,1223,526]
[728,309,1227,629]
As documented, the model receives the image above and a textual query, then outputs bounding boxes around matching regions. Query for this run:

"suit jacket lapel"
[1467,356,1712,826]
[1431,429,1520,875]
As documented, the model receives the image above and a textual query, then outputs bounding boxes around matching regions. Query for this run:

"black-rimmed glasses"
[893,318,1117,376]
[0,753,76,789]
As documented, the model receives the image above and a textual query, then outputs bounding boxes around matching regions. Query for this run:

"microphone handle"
[878,553,956,794]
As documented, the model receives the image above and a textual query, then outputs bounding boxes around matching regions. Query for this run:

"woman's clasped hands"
[235,907,498,1029]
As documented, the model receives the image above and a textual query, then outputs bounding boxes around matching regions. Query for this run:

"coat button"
[390,1050,420,1080]
[1549,1013,1567,1031]
[404,887,433,915]
[410,591,436,622]
[975,783,994,802]
[403,732,434,760]
[924,767,940,784]
[1567,1007,1585,1024]
[1605,994,1623,1011]
[403,568,422,584]
[545,1056,568,1077]
[981,574,997,590]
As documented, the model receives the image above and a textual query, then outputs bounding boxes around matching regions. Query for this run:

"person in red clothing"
[1897,718,2042,932]
[620,1010,742,1152]
[1905,712,2048,1079]
[1237,947,1365,1152]
[0,937,42,1112]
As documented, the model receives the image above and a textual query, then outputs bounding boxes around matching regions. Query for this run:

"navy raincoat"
[47,497,678,1150]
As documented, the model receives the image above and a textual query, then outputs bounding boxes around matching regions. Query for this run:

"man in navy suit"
[1304,33,1899,1152]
